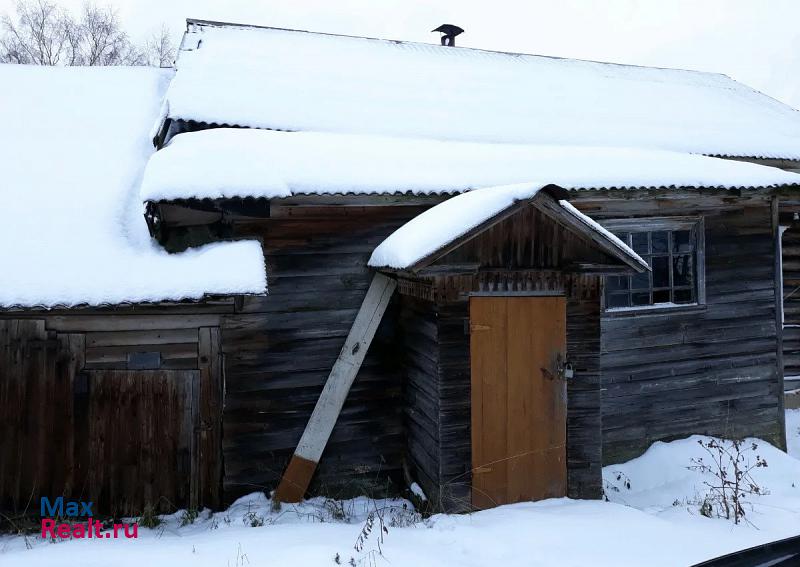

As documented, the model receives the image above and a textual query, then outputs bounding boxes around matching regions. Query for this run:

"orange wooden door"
[470,296,567,509]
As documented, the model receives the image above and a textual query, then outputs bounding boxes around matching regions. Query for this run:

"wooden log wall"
[571,192,785,463]
[433,301,472,511]
[212,202,428,502]
[399,297,442,503]
[0,305,225,516]
[564,278,603,499]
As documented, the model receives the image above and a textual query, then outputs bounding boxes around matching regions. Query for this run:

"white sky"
[3,0,800,109]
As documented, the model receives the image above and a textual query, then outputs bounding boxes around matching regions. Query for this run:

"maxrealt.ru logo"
[40,497,138,539]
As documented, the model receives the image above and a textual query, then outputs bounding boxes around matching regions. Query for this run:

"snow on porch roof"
[162,20,800,160]
[367,183,649,272]
[139,128,800,202]
[0,64,265,309]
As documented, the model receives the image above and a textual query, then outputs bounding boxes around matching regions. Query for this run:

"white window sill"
[603,302,706,318]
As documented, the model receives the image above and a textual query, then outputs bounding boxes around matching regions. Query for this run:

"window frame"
[600,216,706,314]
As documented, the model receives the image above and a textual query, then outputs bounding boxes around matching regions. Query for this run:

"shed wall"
[570,193,784,463]
[215,204,425,501]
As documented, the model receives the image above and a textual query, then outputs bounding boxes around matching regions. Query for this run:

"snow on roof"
[367,183,649,271]
[0,64,265,309]
[163,21,800,159]
[140,128,800,202]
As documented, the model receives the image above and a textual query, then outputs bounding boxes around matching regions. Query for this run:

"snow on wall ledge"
[366,183,648,270]
[164,22,800,159]
[0,65,266,309]
[140,128,800,202]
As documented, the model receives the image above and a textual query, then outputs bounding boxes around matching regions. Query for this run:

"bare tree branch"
[0,0,75,64]
[0,0,175,67]
[143,23,175,67]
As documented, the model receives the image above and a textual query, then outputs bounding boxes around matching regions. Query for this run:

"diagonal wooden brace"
[274,272,397,502]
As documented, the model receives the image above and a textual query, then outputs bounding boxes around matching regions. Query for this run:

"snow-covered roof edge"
[139,130,800,203]
[367,183,649,272]
[181,18,726,80]
[0,65,267,310]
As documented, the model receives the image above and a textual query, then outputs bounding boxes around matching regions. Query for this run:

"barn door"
[470,296,567,509]
[82,369,197,515]
[0,320,59,511]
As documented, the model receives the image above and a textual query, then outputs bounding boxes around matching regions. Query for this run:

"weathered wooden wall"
[399,297,442,502]
[155,190,784,504]
[3,186,782,516]
[571,192,785,463]
[155,195,615,506]
[210,201,428,502]
[0,307,225,516]
[433,203,617,271]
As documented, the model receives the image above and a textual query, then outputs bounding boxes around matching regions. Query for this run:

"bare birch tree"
[0,0,174,67]
[0,0,74,64]
[144,24,175,67]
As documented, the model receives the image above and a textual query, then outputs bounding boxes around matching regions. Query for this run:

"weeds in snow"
[333,499,420,567]
[602,469,632,501]
[228,543,249,567]
[137,504,162,529]
[179,508,199,526]
[688,438,768,525]
[242,502,265,527]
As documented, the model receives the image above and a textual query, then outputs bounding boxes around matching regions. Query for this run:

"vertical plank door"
[470,296,567,509]
[85,369,197,515]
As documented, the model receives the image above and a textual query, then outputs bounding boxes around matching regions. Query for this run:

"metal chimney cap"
[432,24,464,47]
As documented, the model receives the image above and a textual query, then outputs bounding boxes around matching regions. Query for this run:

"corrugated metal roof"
[140,129,800,203]
[163,20,800,160]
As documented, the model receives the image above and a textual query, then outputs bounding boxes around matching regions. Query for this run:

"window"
[603,217,705,311]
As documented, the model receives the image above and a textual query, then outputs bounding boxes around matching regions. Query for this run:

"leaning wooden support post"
[274,272,397,502]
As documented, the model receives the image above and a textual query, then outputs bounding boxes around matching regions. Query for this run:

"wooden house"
[3,20,800,516]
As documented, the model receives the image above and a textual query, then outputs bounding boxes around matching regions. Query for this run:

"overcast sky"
[3,0,800,109]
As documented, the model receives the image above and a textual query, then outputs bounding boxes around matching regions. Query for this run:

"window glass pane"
[604,221,701,312]
[672,230,692,253]
[673,255,693,287]
[651,231,669,253]
[631,270,650,290]
[607,293,630,308]
[653,289,670,304]
[606,276,629,291]
[631,232,649,254]
[652,256,669,288]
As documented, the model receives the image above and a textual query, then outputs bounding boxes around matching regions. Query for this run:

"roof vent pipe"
[432,24,464,46]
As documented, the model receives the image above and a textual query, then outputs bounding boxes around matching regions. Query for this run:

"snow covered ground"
[788,408,800,459]
[2,415,799,566]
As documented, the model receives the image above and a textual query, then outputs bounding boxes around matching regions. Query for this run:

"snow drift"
[3,431,799,567]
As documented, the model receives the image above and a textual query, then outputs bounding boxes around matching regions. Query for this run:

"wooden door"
[83,369,197,515]
[470,296,567,509]
[0,320,59,512]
